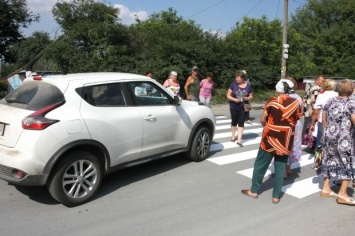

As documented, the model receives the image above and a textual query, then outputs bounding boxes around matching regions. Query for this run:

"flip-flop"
[320,191,338,198]
[236,142,243,147]
[241,189,258,199]
[231,138,236,142]
[336,197,355,206]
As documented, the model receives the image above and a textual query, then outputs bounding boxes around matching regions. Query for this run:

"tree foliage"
[46,0,132,73]
[130,8,224,86]
[3,0,354,89]
[288,0,355,78]
[0,0,39,62]
[10,31,51,71]
[223,16,282,88]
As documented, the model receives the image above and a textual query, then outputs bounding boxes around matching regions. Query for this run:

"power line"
[187,0,228,18]
[276,0,281,18]
[244,0,263,17]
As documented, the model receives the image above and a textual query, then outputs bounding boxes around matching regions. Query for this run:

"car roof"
[23,72,152,92]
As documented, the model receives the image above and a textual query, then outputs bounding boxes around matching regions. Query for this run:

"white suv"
[0,72,215,206]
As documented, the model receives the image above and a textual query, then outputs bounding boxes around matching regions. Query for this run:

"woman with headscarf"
[241,79,301,204]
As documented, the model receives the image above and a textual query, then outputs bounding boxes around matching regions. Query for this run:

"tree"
[0,0,39,63]
[46,0,132,73]
[10,31,52,71]
[130,8,225,90]
[223,16,282,88]
[288,0,355,79]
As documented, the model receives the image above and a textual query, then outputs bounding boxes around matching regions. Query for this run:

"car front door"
[127,81,190,157]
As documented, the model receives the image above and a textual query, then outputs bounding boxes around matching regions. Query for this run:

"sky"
[23,0,308,38]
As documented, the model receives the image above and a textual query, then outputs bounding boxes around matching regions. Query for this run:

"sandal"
[320,191,338,198]
[231,138,236,142]
[236,142,243,147]
[336,197,355,206]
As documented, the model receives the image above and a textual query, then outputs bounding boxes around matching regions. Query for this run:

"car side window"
[89,83,127,106]
[128,82,173,106]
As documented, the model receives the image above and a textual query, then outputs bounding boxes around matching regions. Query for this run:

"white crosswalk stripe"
[208,115,323,199]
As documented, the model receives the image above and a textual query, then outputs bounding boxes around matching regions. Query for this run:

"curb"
[211,103,264,116]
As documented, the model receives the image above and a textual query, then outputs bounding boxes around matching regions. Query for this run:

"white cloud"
[114,4,148,25]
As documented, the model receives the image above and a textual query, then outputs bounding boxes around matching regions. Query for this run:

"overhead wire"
[187,0,228,19]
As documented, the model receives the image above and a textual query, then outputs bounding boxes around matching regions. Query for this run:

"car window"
[0,81,65,110]
[88,83,127,106]
[128,82,173,106]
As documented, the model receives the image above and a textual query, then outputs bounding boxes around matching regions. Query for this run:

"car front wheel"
[187,126,211,162]
[47,151,103,207]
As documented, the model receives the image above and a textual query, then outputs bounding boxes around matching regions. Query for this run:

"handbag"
[244,103,251,111]
[313,147,322,169]
[302,124,315,149]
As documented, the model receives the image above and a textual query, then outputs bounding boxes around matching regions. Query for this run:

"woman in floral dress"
[320,79,355,206]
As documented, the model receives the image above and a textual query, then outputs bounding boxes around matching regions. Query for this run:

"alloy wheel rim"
[197,131,210,157]
[62,160,98,199]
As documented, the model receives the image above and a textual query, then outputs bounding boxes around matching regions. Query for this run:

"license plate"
[0,123,4,136]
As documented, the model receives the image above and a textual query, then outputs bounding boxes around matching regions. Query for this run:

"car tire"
[187,126,211,162]
[47,151,103,207]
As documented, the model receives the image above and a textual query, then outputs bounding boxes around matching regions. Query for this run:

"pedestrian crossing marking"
[215,115,228,120]
[216,123,260,130]
[211,115,326,199]
[208,150,259,165]
[210,137,262,152]
[213,128,264,139]
[236,154,315,178]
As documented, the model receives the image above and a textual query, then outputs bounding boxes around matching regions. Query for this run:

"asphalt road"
[0,109,354,236]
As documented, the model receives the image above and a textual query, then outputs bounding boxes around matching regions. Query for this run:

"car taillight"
[22,101,65,130]
[33,76,42,80]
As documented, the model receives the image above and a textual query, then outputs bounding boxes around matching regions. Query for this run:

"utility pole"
[281,0,289,79]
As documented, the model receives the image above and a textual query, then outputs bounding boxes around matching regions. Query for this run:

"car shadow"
[94,154,191,201]
[12,154,191,206]
[14,185,58,205]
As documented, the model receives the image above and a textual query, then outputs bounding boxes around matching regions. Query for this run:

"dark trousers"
[250,148,288,198]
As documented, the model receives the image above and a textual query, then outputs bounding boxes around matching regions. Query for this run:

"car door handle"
[144,115,156,121]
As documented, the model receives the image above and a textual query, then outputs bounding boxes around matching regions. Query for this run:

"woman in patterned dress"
[320,79,355,205]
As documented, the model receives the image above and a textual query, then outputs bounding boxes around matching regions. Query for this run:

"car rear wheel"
[187,126,211,162]
[47,151,103,207]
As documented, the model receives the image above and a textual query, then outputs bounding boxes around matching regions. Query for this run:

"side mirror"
[173,96,182,105]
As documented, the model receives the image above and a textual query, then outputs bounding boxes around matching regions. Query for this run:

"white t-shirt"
[313,90,338,122]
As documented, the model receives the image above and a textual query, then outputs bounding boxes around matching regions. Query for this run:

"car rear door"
[79,82,143,167]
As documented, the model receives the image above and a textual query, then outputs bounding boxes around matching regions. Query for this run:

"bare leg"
[231,126,236,141]
[321,177,332,193]
[237,127,244,143]
[337,180,350,200]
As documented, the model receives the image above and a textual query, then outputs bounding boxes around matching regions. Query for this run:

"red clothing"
[261,95,301,156]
